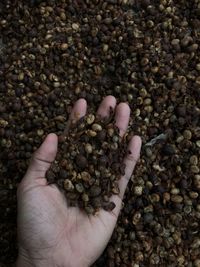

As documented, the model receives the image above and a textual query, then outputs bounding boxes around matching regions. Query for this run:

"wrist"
[16,248,57,267]
[16,257,88,267]
[16,248,89,267]
[16,255,52,267]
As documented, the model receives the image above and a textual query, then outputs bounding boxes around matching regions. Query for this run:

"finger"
[63,99,87,135]
[97,135,142,227]
[118,135,142,198]
[23,133,58,183]
[97,101,130,221]
[97,95,116,118]
[115,102,130,137]
[69,98,87,122]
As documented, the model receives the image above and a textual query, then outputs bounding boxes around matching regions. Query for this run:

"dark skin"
[16,96,142,267]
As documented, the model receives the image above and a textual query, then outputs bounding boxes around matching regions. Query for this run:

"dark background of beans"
[0,0,200,266]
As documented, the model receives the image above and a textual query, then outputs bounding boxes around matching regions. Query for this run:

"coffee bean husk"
[46,114,127,214]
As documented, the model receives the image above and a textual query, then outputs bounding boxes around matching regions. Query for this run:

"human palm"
[17,96,141,267]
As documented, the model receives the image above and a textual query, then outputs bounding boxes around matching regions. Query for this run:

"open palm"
[17,96,142,267]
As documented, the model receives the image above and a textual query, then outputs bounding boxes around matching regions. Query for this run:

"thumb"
[23,133,58,183]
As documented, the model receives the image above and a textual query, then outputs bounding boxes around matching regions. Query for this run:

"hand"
[16,96,142,267]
